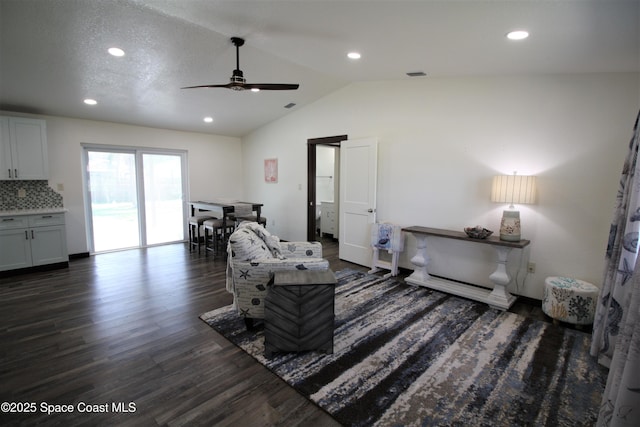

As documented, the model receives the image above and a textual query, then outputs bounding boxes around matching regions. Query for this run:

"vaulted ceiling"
[1,0,638,137]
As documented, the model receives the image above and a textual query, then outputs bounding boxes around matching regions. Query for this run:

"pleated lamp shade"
[491,174,537,241]
[491,175,537,207]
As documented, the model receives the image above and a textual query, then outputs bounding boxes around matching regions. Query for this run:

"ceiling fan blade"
[244,83,300,90]
[181,84,233,89]
[181,37,300,92]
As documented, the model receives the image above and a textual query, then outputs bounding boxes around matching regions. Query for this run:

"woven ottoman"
[264,269,336,358]
[542,276,599,326]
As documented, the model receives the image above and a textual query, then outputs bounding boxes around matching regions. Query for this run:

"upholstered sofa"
[226,222,330,328]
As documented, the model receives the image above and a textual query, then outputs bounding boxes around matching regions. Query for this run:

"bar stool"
[228,212,267,228]
[237,215,267,227]
[228,204,264,228]
[188,215,215,253]
[203,218,235,255]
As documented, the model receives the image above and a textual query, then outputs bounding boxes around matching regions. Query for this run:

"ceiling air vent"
[284,103,296,109]
[406,71,427,77]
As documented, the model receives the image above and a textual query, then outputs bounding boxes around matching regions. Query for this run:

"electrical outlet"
[17,188,26,198]
[527,262,536,273]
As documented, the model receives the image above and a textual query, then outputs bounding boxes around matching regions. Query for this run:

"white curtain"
[591,111,640,426]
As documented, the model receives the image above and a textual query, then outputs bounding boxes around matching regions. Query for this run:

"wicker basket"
[464,226,493,239]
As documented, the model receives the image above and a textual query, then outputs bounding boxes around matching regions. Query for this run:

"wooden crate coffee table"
[264,269,336,358]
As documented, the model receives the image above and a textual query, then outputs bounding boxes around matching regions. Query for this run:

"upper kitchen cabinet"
[0,116,49,180]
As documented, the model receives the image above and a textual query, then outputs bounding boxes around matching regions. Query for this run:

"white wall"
[1,112,244,255]
[241,72,640,299]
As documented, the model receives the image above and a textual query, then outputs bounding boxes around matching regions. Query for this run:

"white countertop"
[0,208,68,217]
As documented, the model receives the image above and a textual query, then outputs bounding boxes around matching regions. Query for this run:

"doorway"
[307,135,347,241]
[82,145,188,253]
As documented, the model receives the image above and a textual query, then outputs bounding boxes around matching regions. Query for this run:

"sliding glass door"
[143,153,184,245]
[83,146,187,253]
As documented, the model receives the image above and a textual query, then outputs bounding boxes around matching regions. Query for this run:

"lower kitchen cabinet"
[0,213,68,272]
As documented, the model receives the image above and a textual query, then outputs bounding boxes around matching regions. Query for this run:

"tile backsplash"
[0,180,64,210]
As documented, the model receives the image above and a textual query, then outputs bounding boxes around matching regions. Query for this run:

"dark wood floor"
[0,237,553,426]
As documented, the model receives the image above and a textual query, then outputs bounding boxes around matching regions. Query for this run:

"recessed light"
[108,47,125,57]
[506,30,529,40]
[203,117,213,123]
[284,103,296,109]
[84,99,97,105]
[347,52,361,60]
[406,71,427,77]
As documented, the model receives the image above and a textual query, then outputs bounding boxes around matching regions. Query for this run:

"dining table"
[188,199,264,242]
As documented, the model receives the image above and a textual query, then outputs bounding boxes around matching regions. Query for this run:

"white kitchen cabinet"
[320,201,338,238]
[0,227,33,271]
[0,116,49,180]
[0,213,68,272]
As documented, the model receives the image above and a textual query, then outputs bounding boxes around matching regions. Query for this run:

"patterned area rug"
[200,269,607,426]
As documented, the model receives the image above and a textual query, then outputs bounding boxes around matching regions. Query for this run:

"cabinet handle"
[7,169,11,178]
[42,215,53,218]
[25,230,28,240]
[14,169,18,178]
[2,218,14,222]
[31,230,34,239]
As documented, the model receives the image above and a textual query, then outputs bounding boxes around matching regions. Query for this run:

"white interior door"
[339,137,378,266]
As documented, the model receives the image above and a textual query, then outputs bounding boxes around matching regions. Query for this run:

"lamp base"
[500,210,521,241]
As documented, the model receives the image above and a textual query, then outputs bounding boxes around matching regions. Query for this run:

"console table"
[402,226,530,310]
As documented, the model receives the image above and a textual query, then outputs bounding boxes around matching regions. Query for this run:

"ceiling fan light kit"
[182,37,299,92]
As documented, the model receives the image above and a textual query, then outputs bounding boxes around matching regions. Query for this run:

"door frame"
[306,135,347,241]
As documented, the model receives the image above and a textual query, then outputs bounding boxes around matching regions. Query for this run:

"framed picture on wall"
[264,158,278,183]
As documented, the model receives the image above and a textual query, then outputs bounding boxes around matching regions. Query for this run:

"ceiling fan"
[182,37,299,92]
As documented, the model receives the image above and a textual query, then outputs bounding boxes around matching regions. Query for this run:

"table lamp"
[491,173,536,241]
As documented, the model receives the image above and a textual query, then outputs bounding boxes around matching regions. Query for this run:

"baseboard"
[69,252,90,260]
[0,261,69,278]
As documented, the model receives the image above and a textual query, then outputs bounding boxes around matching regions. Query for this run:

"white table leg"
[487,245,517,309]
[407,234,431,282]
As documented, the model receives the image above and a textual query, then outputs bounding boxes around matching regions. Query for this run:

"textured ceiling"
[1,0,638,137]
